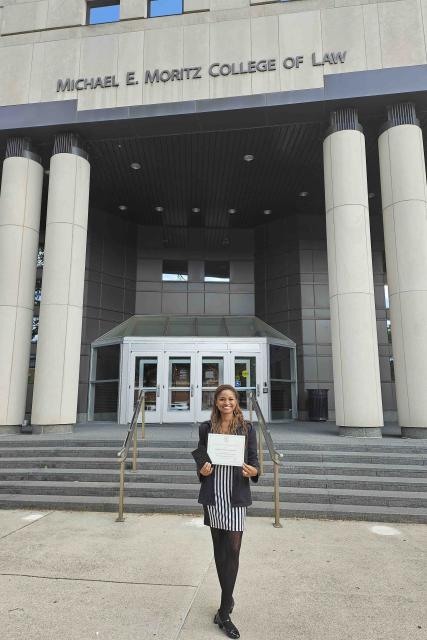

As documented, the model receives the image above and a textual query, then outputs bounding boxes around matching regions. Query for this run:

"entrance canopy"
[93,315,296,343]
[90,315,297,425]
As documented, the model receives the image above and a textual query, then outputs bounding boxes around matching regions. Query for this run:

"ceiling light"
[228,208,237,214]
[192,207,201,213]
[155,206,164,213]
[263,209,272,215]
[44,169,50,176]
[299,191,309,197]
[243,154,254,162]
[130,162,141,170]
[368,192,376,199]
[222,237,230,246]
[118,205,128,211]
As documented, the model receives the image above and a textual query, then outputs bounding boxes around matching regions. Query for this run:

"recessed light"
[243,154,254,162]
[155,206,164,213]
[118,205,128,211]
[368,192,376,199]
[192,207,201,213]
[130,162,141,170]
[228,208,237,214]
[263,209,272,215]
[44,169,50,176]
[222,237,230,246]
[299,191,309,197]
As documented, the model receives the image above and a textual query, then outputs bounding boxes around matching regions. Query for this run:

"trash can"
[307,389,329,421]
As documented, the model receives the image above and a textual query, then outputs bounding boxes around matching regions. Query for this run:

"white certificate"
[207,433,245,467]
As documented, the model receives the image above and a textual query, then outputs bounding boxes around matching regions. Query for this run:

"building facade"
[0,0,426,437]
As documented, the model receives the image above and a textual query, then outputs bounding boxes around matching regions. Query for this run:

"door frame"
[128,349,163,423]
[162,352,196,423]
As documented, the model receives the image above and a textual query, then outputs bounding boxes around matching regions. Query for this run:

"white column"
[31,134,90,431]
[378,104,427,438]
[0,138,43,430]
[324,109,383,436]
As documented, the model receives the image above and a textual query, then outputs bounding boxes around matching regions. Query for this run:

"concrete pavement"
[0,509,426,640]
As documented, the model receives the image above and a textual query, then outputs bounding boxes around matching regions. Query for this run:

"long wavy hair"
[210,384,248,435]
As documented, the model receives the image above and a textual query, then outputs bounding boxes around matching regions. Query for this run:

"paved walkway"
[0,509,425,640]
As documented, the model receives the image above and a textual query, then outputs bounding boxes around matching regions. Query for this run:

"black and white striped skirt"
[204,465,246,531]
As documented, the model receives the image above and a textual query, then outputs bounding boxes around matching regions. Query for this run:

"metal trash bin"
[307,389,329,421]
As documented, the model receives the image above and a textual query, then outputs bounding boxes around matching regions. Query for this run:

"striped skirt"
[204,465,246,531]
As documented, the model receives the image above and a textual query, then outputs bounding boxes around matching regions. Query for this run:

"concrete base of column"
[401,427,427,439]
[32,424,74,434]
[0,425,22,435]
[339,426,383,438]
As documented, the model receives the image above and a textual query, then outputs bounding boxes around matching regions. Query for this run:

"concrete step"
[0,493,425,523]
[1,457,427,477]
[0,480,426,508]
[2,468,427,491]
[0,446,426,466]
[0,438,426,454]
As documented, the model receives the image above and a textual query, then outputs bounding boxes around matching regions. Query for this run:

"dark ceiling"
[2,96,427,240]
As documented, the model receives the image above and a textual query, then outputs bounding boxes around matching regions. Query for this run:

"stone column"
[31,134,90,432]
[378,103,427,438]
[0,138,43,432]
[324,109,383,436]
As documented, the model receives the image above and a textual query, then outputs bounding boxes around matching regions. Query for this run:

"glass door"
[130,354,161,423]
[232,354,262,420]
[162,354,196,423]
[196,355,225,422]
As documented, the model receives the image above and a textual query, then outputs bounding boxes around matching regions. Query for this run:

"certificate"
[207,433,245,467]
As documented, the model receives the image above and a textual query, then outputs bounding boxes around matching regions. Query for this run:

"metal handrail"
[249,391,283,528]
[116,390,145,522]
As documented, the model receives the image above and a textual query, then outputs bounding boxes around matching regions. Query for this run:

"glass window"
[384,284,390,309]
[234,357,256,410]
[162,260,188,281]
[150,0,183,17]
[204,261,230,282]
[90,344,121,421]
[269,345,294,419]
[37,247,44,267]
[34,279,42,306]
[201,357,224,411]
[31,316,39,343]
[168,357,191,412]
[87,1,120,25]
[134,357,158,413]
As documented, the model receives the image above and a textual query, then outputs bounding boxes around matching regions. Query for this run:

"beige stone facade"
[1,0,427,436]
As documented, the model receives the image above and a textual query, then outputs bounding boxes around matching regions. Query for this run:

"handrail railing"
[116,390,145,522]
[249,392,283,528]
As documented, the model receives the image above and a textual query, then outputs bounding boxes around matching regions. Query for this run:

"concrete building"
[0,0,427,438]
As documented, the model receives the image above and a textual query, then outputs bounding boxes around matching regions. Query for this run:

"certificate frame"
[207,433,245,467]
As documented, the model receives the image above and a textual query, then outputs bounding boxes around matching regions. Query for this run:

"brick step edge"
[0,481,426,506]
[1,439,426,454]
[0,494,426,523]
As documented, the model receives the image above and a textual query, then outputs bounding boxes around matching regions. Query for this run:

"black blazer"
[195,420,260,508]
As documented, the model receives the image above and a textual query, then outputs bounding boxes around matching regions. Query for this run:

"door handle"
[156,385,160,397]
[190,384,194,397]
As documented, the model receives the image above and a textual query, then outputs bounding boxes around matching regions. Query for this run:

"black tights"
[210,527,243,619]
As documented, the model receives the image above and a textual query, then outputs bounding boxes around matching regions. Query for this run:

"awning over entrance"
[90,315,297,425]
[93,315,296,345]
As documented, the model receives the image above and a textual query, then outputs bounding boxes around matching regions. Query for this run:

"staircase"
[0,437,426,522]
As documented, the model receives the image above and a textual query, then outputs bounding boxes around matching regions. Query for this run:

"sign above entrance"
[56,51,347,92]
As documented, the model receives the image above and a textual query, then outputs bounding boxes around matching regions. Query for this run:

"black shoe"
[229,597,235,614]
[214,610,240,639]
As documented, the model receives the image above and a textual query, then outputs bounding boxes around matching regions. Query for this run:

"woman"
[195,384,260,639]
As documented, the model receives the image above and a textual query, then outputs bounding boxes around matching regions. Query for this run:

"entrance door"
[196,355,226,422]
[232,354,261,420]
[130,353,162,423]
[162,354,196,423]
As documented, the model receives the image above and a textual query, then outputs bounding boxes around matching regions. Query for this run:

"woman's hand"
[242,463,258,478]
[200,462,213,476]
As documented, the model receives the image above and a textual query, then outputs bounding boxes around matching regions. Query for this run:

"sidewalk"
[0,509,425,640]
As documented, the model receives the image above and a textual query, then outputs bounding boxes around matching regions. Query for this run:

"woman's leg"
[218,531,243,619]
[210,527,227,594]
